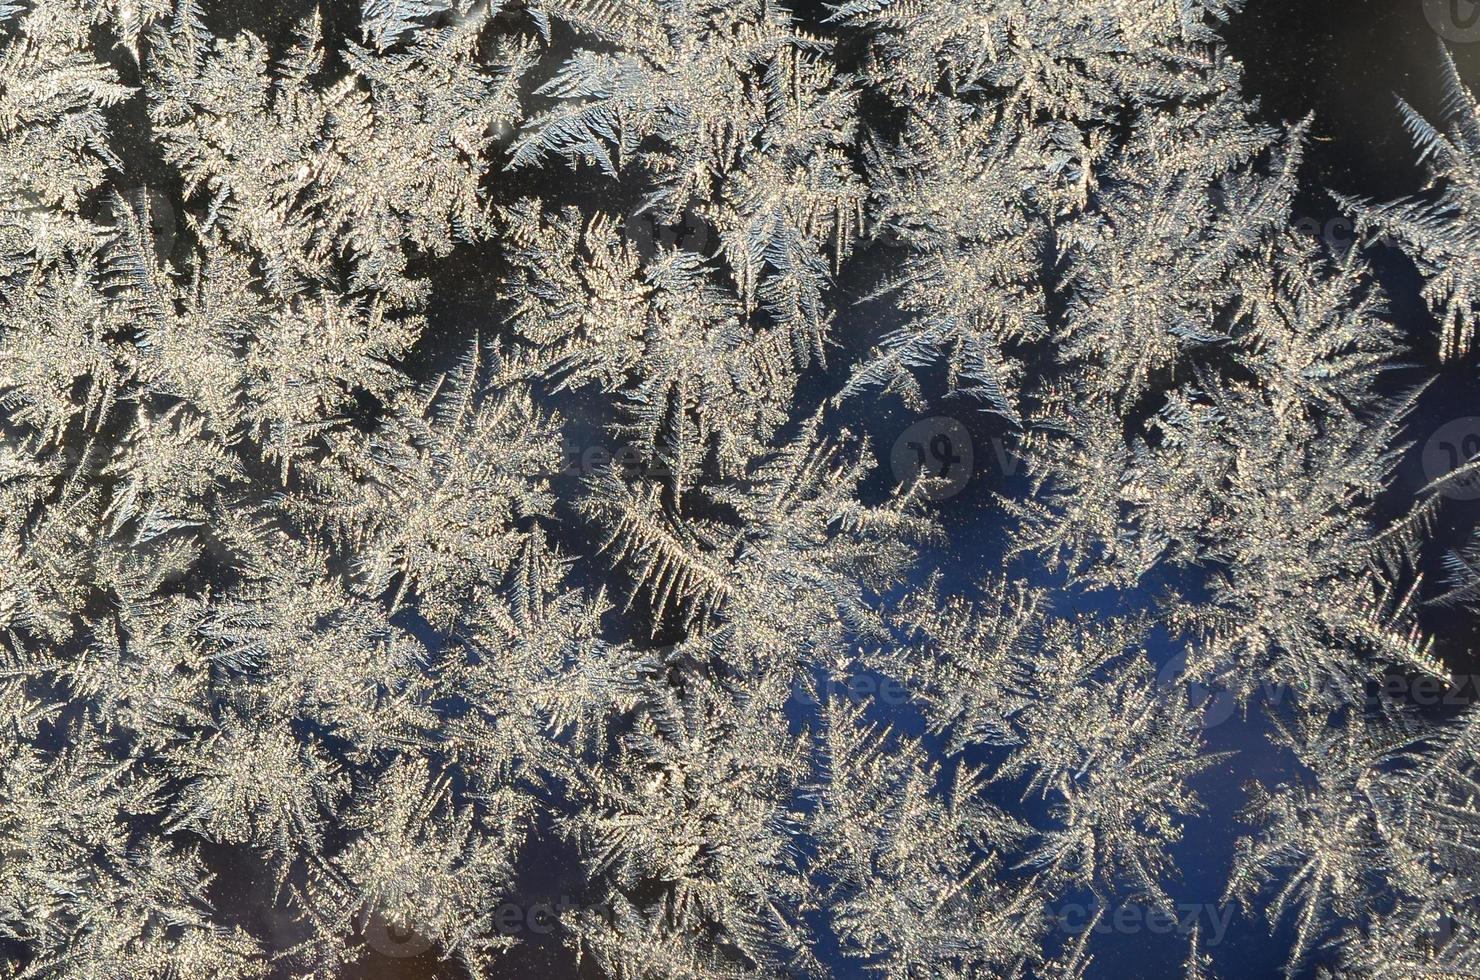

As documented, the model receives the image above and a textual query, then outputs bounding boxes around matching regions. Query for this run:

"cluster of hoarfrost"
[1,0,1478,977]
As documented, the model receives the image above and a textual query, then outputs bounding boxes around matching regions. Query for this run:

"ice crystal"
[0,1,1475,978]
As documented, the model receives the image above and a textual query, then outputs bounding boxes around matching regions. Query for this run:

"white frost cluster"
[0,1,1477,978]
